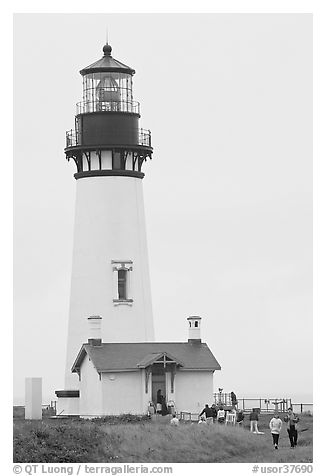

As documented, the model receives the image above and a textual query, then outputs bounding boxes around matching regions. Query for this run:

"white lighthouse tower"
[62,43,155,390]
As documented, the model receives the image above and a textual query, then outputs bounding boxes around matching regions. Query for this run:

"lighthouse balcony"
[76,99,140,115]
[66,128,151,149]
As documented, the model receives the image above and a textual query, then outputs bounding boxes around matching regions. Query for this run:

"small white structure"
[187,316,202,341]
[25,377,42,420]
[60,316,220,418]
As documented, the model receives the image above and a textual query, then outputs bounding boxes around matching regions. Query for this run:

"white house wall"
[56,397,80,416]
[65,176,155,389]
[174,371,214,414]
[79,354,102,417]
[101,371,145,415]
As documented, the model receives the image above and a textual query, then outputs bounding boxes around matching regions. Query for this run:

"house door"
[151,367,166,405]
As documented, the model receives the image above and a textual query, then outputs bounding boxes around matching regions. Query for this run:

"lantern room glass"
[83,72,133,113]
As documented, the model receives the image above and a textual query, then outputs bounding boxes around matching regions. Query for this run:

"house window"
[112,260,133,305]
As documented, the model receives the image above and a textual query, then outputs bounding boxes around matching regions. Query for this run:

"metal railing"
[212,394,309,413]
[65,128,151,149]
[66,129,78,147]
[139,128,151,147]
[76,99,140,115]
[179,412,199,421]
[292,403,313,414]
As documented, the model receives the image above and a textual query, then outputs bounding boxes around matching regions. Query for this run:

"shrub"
[92,414,151,425]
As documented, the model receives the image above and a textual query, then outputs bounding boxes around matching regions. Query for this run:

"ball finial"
[103,43,112,56]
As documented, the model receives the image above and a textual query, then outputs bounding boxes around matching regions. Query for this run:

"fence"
[213,394,312,414]
[291,403,313,414]
[179,412,199,422]
[236,398,292,413]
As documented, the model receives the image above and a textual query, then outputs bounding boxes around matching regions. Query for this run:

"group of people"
[168,388,300,450]
[170,404,300,451]
[198,403,245,425]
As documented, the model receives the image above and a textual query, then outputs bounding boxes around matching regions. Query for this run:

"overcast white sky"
[14,13,312,404]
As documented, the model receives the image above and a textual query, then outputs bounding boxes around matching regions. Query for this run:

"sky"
[13,13,312,405]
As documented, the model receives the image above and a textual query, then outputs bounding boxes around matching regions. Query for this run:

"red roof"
[72,342,221,374]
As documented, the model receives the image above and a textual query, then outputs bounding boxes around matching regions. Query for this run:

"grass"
[13,413,313,463]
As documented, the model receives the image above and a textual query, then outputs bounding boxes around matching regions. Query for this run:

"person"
[269,412,283,449]
[249,408,259,433]
[236,409,245,426]
[170,413,179,426]
[167,400,175,415]
[148,401,155,417]
[156,389,163,414]
[230,391,238,407]
[161,395,168,416]
[198,415,207,425]
[211,404,217,423]
[217,406,225,424]
[157,389,163,404]
[199,404,214,424]
[284,407,299,448]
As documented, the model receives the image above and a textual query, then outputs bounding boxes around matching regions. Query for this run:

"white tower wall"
[65,175,154,388]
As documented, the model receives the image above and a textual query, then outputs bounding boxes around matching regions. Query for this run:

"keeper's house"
[67,316,220,417]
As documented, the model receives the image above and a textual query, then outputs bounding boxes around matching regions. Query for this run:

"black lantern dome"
[79,43,135,76]
[65,44,152,180]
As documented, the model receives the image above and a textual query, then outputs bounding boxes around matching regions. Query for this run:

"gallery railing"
[65,128,151,148]
[76,99,140,115]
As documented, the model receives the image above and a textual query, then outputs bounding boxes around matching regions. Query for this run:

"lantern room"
[64,43,152,180]
[79,43,137,114]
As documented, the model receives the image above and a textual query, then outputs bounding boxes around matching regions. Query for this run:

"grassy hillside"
[13,413,313,463]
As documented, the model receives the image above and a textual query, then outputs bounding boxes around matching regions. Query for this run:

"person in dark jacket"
[211,404,217,423]
[284,407,299,448]
[230,391,237,407]
[156,389,163,414]
[199,404,214,424]
[236,409,245,425]
[249,408,259,433]
[157,389,163,404]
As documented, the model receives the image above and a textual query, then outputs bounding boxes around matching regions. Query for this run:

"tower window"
[195,321,198,328]
[118,269,127,300]
[112,260,133,306]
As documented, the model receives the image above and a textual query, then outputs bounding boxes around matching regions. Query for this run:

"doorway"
[151,365,166,406]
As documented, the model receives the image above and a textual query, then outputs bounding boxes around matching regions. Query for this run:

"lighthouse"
[55,41,220,417]
[63,43,155,390]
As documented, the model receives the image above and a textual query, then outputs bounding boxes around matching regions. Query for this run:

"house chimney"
[187,316,202,344]
[87,316,102,346]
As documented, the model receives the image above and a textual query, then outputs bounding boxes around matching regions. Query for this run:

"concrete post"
[25,377,42,420]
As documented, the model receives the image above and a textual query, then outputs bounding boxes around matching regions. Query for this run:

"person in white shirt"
[170,414,179,426]
[269,412,283,449]
[217,407,225,424]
